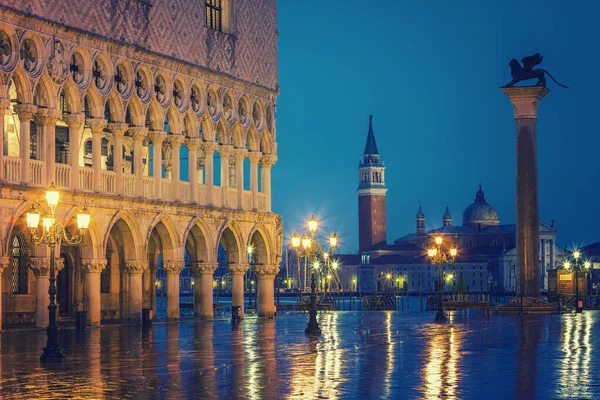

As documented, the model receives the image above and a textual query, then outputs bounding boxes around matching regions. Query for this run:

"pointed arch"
[183,110,199,138]
[247,223,273,265]
[146,213,181,261]
[216,118,231,145]
[126,96,146,127]
[33,73,57,109]
[105,209,144,261]
[145,100,165,130]
[105,91,125,123]
[247,126,260,151]
[200,114,215,141]
[260,129,274,154]
[165,105,183,134]
[215,219,243,264]
[182,217,213,263]
[61,80,83,114]
[8,69,34,103]
[232,121,246,149]
[84,87,104,118]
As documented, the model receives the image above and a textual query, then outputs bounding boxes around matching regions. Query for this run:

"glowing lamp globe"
[428,248,438,257]
[43,217,54,231]
[77,206,91,230]
[291,233,301,248]
[573,250,580,260]
[307,216,318,233]
[45,184,60,209]
[301,236,311,250]
[435,236,443,246]
[450,248,458,257]
[584,261,591,269]
[26,206,40,229]
[563,261,571,269]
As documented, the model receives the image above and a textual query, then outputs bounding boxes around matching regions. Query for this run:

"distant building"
[336,117,566,294]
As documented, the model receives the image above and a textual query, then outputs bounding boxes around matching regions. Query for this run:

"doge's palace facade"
[0,0,281,328]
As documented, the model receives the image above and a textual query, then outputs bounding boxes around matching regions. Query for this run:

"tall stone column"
[260,154,277,212]
[149,130,166,198]
[191,262,218,319]
[83,259,107,326]
[64,113,84,189]
[168,135,183,200]
[13,104,36,183]
[0,99,11,180]
[163,261,185,321]
[502,86,549,297]
[0,257,9,331]
[186,138,200,203]
[36,109,61,185]
[229,263,249,317]
[202,141,217,204]
[130,127,147,196]
[255,265,279,318]
[108,123,128,194]
[219,145,233,207]
[233,149,246,209]
[86,118,108,192]
[247,151,262,210]
[125,260,148,324]
[30,257,64,328]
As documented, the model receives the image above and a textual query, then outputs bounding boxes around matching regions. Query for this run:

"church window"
[206,0,222,31]
[11,234,29,294]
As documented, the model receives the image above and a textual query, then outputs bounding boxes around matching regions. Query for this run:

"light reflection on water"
[0,312,599,399]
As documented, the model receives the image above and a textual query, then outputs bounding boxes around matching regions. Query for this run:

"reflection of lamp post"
[247,245,254,310]
[26,184,90,363]
[428,236,457,322]
[290,216,337,335]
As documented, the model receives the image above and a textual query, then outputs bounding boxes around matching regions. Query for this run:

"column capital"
[129,126,148,142]
[254,264,280,277]
[185,137,201,151]
[0,98,11,109]
[63,112,85,128]
[34,108,61,126]
[163,261,185,275]
[501,86,550,119]
[233,148,247,161]
[228,263,249,274]
[149,130,167,144]
[260,154,278,168]
[167,134,184,147]
[86,118,108,132]
[0,256,9,272]
[13,103,37,119]
[247,151,262,163]
[29,257,64,276]
[82,259,108,273]
[201,140,218,154]
[107,122,129,137]
[190,262,219,276]
[218,144,233,157]
[125,260,148,274]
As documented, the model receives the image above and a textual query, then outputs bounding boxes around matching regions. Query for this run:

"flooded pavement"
[0,310,598,399]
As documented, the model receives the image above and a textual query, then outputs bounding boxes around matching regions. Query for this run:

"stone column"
[82,259,107,326]
[186,138,200,203]
[86,118,108,192]
[191,262,218,320]
[0,256,9,331]
[168,135,184,200]
[260,154,277,212]
[131,127,147,196]
[202,141,217,205]
[233,149,246,209]
[107,123,128,194]
[163,261,185,321]
[255,265,279,318]
[149,130,166,198]
[502,86,549,297]
[37,109,61,185]
[30,257,64,328]
[125,260,148,324]
[13,104,36,183]
[0,99,10,180]
[247,151,262,210]
[229,263,249,317]
[64,113,84,189]
[219,145,233,207]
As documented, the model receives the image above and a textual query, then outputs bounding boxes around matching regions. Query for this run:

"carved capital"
[190,262,219,276]
[86,118,108,133]
[63,113,85,129]
[34,108,61,126]
[149,130,167,144]
[260,154,278,168]
[247,151,262,164]
[107,122,129,137]
[162,261,185,275]
[201,140,218,154]
[228,263,249,275]
[185,138,201,151]
[501,86,550,119]
[29,257,49,276]
[0,256,10,272]
[0,98,11,110]
[218,144,233,158]
[125,260,148,274]
[233,148,247,162]
[13,104,37,120]
[82,259,107,273]
[129,126,148,142]
[254,264,280,277]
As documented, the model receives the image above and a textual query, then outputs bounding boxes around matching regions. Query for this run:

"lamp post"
[427,236,458,322]
[564,250,591,313]
[26,184,90,363]
[290,216,337,335]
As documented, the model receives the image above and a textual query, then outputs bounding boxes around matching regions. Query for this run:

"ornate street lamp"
[290,215,337,335]
[427,236,457,322]
[26,184,90,363]
[564,250,590,313]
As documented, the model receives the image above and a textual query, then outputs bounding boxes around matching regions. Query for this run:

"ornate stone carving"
[190,85,202,114]
[233,148,247,162]
[0,256,10,272]
[223,94,234,123]
[162,261,185,275]
[13,104,37,120]
[202,140,218,154]
[82,259,107,273]
[20,38,38,74]
[135,69,150,102]
[173,80,185,110]
[86,118,108,133]
[29,257,49,276]
[107,122,129,137]
[228,263,249,274]
[254,264,280,277]
[252,102,262,129]
[275,214,283,261]
[63,113,85,129]
[0,30,14,69]
[501,87,550,119]
[190,262,218,276]
[70,51,86,86]
[238,98,248,126]
[125,260,148,274]
[207,90,218,117]
[247,151,262,164]
[260,154,277,168]
[155,75,167,105]
[185,138,200,152]
[47,40,70,85]
[149,130,166,145]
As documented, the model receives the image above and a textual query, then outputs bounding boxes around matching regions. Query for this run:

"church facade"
[338,118,566,294]
[0,0,281,329]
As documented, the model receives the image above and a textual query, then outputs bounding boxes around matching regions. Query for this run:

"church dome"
[462,184,499,229]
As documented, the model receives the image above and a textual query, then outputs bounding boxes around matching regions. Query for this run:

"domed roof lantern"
[462,184,499,229]
[443,205,452,227]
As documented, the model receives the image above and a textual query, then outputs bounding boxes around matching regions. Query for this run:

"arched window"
[101,137,109,156]
[104,102,112,123]
[125,106,132,125]
[11,234,29,294]
[84,139,93,155]
[84,97,91,118]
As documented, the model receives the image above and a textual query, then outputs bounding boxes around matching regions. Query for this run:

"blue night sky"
[273,0,599,253]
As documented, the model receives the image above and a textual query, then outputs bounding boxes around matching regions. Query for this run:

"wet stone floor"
[0,310,598,399]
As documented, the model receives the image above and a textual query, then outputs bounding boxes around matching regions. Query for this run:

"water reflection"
[421,323,463,399]
[557,313,594,399]
[514,317,541,400]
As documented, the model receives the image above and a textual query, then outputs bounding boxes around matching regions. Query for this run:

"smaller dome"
[462,184,499,229]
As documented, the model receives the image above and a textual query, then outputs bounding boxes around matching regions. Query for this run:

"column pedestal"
[83,260,107,326]
[255,265,279,318]
[163,261,185,321]
[191,262,218,320]
[125,260,148,324]
[229,263,249,318]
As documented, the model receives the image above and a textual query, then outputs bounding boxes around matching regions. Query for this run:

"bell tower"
[358,115,387,253]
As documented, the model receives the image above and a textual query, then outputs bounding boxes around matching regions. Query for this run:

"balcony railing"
[1,159,269,211]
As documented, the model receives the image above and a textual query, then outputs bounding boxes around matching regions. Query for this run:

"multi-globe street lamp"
[290,215,337,335]
[26,184,90,363]
[427,236,458,322]
[563,250,592,313]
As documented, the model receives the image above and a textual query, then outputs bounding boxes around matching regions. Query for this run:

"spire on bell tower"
[416,204,426,234]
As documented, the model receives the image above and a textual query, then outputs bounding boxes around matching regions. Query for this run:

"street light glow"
[45,184,60,209]
[428,248,438,257]
[291,233,301,248]
[331,261,339,269]
[386,273,391,280]
[450,248,458,257]
[308,216,318,233]
[573,250,580,260]
[435,236,443,246]
[563,261,571,269]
